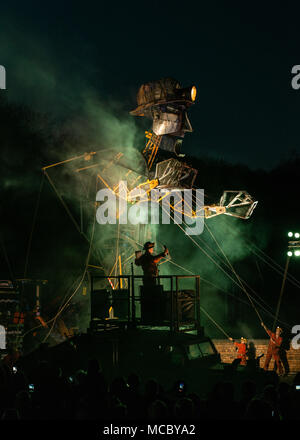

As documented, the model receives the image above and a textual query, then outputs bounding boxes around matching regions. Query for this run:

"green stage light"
[288,232,293,237]
[295,250,300,257]
[295,232,300,239]
[287,251,293,257]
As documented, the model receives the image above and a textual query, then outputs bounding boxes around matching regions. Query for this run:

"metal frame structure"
[89,274,201,335]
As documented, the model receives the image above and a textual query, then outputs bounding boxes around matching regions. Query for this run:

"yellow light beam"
[119,255,123,289]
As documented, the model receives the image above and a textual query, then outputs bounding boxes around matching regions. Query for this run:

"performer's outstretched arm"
[153,247,169,264]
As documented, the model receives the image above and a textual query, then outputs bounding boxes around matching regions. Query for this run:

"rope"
[190,221,275,312]
[204,221,263,322]
[21,273,82,338]
[44,170,82,236]
[44,169,107,272]
[247,244,300,290]
[193,220,292,327]
[272,256,290,331]
[171,215,263,319]
[41,177,99,342]
[165,256,286,338]
[126,197,291,329]
[160,243,231,338]
[179,194,293,326]
[169,254,291,328]
[200,306,230,339]
[214,212,300,289]
[23,177,98,341]
[192,187,300,290]
[204,242,274,313]
[167,258,250,307]
[126,231,232,337]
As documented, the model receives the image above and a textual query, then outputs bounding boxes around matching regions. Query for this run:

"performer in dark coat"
[135,242,168,286]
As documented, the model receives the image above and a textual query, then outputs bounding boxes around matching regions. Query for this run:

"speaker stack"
[0,280,23,352]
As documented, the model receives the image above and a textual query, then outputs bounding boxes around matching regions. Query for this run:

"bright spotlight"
[190,86,197,102]
[294,250,300,257]
[287,251,293,257]
[288,232,293,237]
[295,232,300,239]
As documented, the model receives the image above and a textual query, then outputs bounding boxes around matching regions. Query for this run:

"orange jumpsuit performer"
[229,337,248,365]
[261,322,283,375]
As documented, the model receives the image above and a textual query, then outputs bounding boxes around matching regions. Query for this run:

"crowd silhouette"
[1,353,300,421]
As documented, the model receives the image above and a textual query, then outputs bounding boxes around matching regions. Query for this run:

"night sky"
[1,1,300,169]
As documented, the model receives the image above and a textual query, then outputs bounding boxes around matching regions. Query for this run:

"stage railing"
[89,274,201,333]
